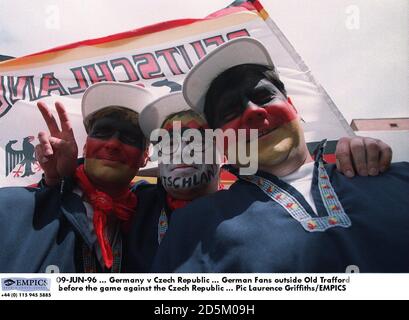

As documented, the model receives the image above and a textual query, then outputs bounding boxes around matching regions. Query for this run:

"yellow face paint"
[256,120,303,167]
[84,158,139,186]
[162,111,208,131]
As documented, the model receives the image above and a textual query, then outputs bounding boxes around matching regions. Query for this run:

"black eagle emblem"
[5,136,37,178]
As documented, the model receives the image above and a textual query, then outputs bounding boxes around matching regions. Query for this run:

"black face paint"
[204,64,287,129]
[173,177,181,189]
[89,116,145,149]
[190,174,200,187]
[207,167,216,180]
[200,171,209,185]
[182,176,192,188]
[161,167,217,190]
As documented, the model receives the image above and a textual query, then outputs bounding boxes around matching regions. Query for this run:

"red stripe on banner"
[19,1,259,60]
[252,0,265,13]
[23,19,199,58]
[205,4,253,19]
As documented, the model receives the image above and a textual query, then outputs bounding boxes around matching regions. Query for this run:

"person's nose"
[104,132,122,150]
[241,104,269,129]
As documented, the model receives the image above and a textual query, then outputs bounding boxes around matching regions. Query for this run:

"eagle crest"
[5,136,37,178]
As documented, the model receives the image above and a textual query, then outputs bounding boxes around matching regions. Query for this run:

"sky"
[0,0,408,123]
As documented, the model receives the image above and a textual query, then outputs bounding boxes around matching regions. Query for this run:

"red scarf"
[75,164,137,269]
[166,194,190,212]
[165,184,225,212]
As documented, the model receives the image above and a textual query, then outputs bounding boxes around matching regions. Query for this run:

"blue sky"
[0,0,408,123]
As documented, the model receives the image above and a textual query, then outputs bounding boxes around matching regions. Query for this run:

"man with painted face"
[27,70,394,273]
[126,91,221,272]
[89,90,388,272]
[147,93,220,201]
[32,86,396,274]
[152,37,409,272]
[33,89,385,273]
[0,82,152,272]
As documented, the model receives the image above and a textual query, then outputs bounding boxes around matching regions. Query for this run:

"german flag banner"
[0,0,352,186]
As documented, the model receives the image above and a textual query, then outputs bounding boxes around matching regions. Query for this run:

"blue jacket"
[0,180,94,272]
[126,183,171,272]
[0,177,151,273]
[0,175,170,273]
[152,162,409,273]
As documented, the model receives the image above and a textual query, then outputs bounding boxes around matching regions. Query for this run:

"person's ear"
[287,97,298,114]
[140,147,149,168]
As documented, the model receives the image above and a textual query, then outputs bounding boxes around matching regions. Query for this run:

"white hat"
[183,37,274,113]
[139,91,191,138]
[81,81,154,128]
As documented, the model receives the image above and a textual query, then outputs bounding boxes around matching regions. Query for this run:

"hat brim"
[82,81,154,125]
[183,37,274,114]
[139,92,191,138]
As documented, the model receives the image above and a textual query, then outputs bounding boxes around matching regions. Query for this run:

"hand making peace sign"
[36,101,79,186]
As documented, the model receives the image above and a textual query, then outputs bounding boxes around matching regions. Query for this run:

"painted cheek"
[264,101,298,127]
[163,119,208,131]
[221,118,241,132]
[85,137,105,159]
[184,119,209,130]
[86,137,144,169]
[159,164,172,178]
[219,101,298,153]
[220,118,242,153]
[122,144,144,169]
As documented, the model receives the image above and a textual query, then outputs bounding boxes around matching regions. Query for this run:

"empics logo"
[3,279,16,286]
[1,278,51,291]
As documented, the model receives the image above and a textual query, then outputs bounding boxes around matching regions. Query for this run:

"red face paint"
[85,136,144,170]
[162,114,209,131]
[220,98,298,151]
[222,99,297,131]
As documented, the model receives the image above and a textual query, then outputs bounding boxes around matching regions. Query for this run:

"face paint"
[219,79,297,131]
[84,116,146,185]
[159,111,220,197]
[85,136,143,169]
[158,112,211,156]
[221,95,298,140]
[159,163,219,192]
[208,70,303,168]
[88,116,146,149]
[162,113,208,131]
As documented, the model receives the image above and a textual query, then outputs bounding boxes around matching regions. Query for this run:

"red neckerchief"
[165,193,190,212]
[165,184,225,212]
[75,164,137,269]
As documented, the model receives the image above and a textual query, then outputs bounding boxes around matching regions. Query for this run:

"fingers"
[377,140,393,172]
[36,132,66,162]
[37,131,54,160]
[35,144,47,167]
[363,137,380,176]
[351,137,392,176]
[35,142,61,186]
[48,136,71,154]
[335,137,355,178]
[37,101,60,136]
[55,101,74,136]
[337,136,393,178]
[349,137,368,176]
